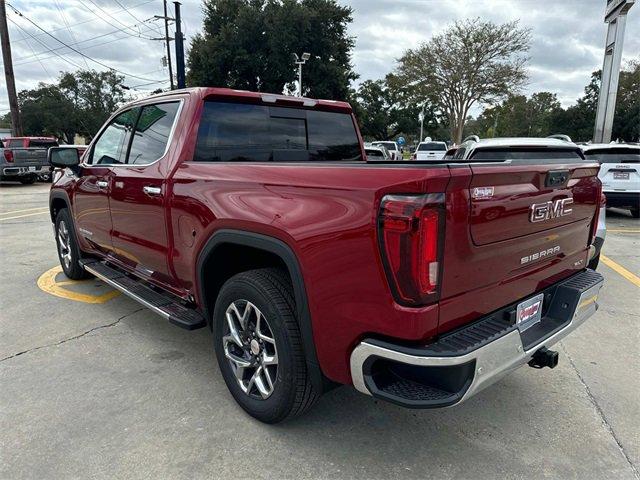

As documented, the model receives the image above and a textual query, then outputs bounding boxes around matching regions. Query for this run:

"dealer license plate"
[28,166,37,172]
[613,172,629,180]
[516,293,544,332]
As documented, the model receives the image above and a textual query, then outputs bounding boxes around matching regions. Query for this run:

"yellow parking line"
[0,210,49,221]
[601,255,640,288]
[607,229,640,233]
[0,206,49,216]
[37,266,121,303]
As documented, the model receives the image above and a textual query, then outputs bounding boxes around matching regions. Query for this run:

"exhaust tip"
[528,347,559,369]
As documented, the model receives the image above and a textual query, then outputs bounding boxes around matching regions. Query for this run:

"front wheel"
[54,208,91,280]
[213,268,320,423]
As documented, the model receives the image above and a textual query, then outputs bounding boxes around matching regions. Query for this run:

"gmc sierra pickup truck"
[2,136,58,183]
[48,88,604,423]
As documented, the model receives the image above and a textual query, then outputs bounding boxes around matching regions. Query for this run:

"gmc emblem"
[530,198,573,223]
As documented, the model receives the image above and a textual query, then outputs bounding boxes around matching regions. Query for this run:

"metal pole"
[419,105,425,141]
[0,0,22,136]
[298,63,303,97]
[173,1,185,89]
[593,0,635,143]
[163,0,174,90]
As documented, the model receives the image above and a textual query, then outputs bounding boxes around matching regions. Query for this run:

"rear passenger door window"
[127,102,180,165]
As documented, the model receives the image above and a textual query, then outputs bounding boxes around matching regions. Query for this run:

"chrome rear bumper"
[350,270,604,408]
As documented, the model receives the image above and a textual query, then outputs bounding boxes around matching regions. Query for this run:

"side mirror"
[48,147,80,168]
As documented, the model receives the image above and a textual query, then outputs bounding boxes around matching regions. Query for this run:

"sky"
[1,0,639,117]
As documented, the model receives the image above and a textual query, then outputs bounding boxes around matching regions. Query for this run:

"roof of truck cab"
[581,143,640,152]
[137,87,353,112]
[470,137,579,148]
[457,137,583,160]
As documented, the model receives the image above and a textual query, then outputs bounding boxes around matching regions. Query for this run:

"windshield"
[583,148,640,164]
[418,142,446,151]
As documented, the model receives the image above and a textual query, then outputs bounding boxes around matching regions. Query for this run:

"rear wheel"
[19,176,37,185]
[213,268,320,423]
[588,253,600,270]
[54,208,91,280]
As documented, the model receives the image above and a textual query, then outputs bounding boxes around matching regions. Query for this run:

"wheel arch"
[196,229,324,390]
[49,190,71,223]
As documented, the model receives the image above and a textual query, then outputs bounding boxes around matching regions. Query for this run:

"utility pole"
[0,0,22,136]
[293,53,310,97]
[163,0,174,90]
[173,1,185,89]
[593,0,635,143]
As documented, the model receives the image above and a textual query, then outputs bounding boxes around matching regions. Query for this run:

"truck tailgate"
[438,162,600,334]
[13,148,49,165]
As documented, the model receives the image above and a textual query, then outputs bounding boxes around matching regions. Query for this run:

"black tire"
[54,208,91,280]
[213,268,320,423]
[18,176,37,185]
[630,207,640,219]
[588,253,600,270]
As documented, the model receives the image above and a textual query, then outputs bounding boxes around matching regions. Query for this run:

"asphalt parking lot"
[1,182,638,480]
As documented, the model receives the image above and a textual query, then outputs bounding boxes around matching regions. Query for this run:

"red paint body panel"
[50,88,602,386]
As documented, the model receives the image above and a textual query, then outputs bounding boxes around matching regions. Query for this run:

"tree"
[474,91,561,138]
[187,0,357,100]
[395,18,531,143]
[19,70,128,142]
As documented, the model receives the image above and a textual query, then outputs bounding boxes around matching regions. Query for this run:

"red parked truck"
[48,88,604,423]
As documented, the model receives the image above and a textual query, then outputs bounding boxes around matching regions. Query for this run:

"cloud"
[1,0,638,115]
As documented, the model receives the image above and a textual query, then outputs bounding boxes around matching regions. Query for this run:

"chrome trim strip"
[350,276,604,405]
[83,263,170,320]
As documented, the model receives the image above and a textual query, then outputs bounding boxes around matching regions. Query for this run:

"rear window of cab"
[194,101,363,162]
[583,148,640,163]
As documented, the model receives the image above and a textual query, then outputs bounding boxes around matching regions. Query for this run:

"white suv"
[581,143,640,218]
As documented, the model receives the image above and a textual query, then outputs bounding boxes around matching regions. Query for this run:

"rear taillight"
[3,149,13,163]
[378,194,444,306]
[589,180,604,245]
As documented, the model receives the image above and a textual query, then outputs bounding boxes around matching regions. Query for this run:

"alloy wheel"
[57,220,72,269]
[222,300,279,399]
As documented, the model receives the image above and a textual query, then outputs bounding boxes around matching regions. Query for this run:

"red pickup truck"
[48,88,604,423]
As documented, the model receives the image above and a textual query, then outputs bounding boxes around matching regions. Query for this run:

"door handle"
[96,180,108,189]
[143,186,162,196]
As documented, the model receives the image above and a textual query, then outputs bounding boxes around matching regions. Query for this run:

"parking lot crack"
[560,342,640,479]
[0,308,144,364]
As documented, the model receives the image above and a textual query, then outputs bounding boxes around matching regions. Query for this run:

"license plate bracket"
[516,293,544,332]
[613,172,629,180]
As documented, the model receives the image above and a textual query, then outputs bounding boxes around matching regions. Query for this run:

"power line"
[7,19,53,79]
[54,0,89,68]
[6,3,163,83]
[12,17,157,65]
[111,0,162,37]
[8,0,157,45]
[78,0,156,40]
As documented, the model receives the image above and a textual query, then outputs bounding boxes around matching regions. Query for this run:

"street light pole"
[293,52,310,97]
[594,0,635,142]
[419,104,426,142]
